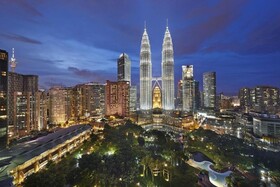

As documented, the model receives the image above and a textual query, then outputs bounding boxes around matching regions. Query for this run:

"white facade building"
[253,117,280,138]
[140,26,152,110]
[161,25,174,110]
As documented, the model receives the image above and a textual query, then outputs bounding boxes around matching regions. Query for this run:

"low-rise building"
[0,125,91,186]
[253,117,280,138]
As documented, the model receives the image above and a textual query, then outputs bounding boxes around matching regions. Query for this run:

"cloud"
[68,66,116,82]
[0,33,42,45]
[12,0,43,17]
[202,15,280,55]
[174,0,247,55]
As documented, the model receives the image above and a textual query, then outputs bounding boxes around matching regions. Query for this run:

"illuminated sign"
[0,52,7,61]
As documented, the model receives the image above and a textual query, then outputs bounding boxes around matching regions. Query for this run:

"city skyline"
[0,1,280,95]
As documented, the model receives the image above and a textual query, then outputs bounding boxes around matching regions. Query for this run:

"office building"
[8,72,39,139]
[203,72,216,109]
[182,65,194,112]
[0,49,8,148]
[140,25,152,110]
[161,24,175,110]
[117,53,131,84]
[130,86,137,112]
[193,80,200,112]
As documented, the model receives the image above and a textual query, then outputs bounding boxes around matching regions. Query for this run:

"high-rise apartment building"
[162,25,174,110]
[140,26,152,110]
[118,53,131,84]
[239,87,251,112]
[76,82,105,118]
[90,83,105,116]
[49,87,72,125]
[239,86,279,114]
[203,72,216,109]
[105,80,130,117]
[0,49,8,148]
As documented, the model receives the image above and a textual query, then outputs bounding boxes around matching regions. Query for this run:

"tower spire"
[12,48,15,58]
[144,21,146,31]
[166,18,168,28]
[9,48,17,72]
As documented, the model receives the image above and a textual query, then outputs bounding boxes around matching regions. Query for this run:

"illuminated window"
[0,91,5,98]
[1,71,6,76]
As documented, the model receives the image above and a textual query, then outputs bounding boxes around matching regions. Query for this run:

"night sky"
[0,0,280,95]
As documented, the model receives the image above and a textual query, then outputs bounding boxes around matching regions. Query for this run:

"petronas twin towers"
[140,23,174,111]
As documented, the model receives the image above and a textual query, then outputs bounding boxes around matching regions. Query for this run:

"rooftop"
[0,124,91,183]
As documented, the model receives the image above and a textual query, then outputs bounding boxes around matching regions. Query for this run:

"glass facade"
[203,72,216,109]
[182,65,194,112]
[117,53,131,84]
[0,49,8,148]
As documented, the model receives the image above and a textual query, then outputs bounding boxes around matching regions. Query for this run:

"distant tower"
[117,53,131,85]
[9,48,17,72]
[140,22,152,110]
[162,20,174,110]
[203,72,216,109]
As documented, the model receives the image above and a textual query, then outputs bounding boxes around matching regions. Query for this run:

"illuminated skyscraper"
[182,65,194,112]
[8,73,39,138]
[203,72,216,109]
[0,49,8,148]
[140,24,152,110]
[161,23,174,110]
[117,53,131,84]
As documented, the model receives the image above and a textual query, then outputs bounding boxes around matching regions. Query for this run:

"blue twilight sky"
[0,0,280,95]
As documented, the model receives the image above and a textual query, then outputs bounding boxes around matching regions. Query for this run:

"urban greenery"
[23,123,280,187]
[23,122,199,187]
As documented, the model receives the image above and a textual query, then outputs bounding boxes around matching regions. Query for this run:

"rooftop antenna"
[9,48,17,72]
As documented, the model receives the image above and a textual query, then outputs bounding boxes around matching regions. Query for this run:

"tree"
[138,136,145,146]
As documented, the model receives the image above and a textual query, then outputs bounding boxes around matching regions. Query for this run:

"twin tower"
[140,23,174,110]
